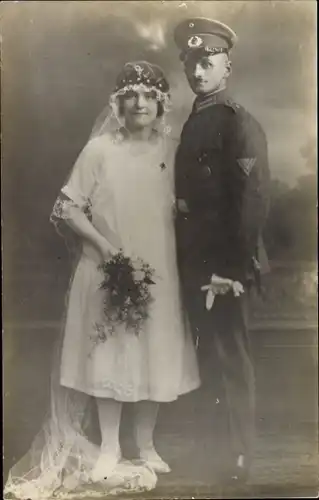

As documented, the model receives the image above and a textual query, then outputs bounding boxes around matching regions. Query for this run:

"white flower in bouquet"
[133,269,145,282]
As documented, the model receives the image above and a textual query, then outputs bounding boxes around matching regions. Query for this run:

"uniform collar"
[192,87,228,113]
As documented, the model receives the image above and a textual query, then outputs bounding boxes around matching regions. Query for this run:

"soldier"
[173,18,271,485]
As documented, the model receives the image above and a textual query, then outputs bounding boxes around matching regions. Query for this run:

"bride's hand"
[98,239,119,261]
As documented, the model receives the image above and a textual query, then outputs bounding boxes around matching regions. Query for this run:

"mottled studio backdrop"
[2,0,317,324]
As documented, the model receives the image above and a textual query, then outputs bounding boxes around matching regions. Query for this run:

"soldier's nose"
[194,64,205,78]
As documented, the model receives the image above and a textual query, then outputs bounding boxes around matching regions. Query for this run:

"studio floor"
[3,323,318,499]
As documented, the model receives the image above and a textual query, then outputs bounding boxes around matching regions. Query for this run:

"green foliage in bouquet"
[98,251,156,336]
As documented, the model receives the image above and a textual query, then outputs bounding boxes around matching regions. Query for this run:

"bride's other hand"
[98,239,119,261]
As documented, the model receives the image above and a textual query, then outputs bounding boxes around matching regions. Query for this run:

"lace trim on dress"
[51,196,80,221]
[85,380,135,399]
[50,194,92,234]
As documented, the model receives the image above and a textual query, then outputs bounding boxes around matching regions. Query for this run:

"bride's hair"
[113,61,170,94]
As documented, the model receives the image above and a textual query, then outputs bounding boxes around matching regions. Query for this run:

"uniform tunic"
[175,89,270,466]
[175,89,270,286]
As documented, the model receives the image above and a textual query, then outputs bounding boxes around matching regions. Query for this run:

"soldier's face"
[184,53,230,95]
[121,89,159,131]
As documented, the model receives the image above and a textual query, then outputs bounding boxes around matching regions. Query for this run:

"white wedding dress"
[4,130,200,499]
[58,131,200,401]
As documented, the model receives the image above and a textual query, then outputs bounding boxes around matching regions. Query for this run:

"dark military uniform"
[175,88,270,473]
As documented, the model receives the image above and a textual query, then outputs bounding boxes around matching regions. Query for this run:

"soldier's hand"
[210,274,233,287]
[201,275,245,310]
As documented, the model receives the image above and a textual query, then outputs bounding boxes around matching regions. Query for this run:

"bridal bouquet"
[98,251,156,336]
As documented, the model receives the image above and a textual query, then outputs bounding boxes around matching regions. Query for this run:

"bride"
[5,61,200,499]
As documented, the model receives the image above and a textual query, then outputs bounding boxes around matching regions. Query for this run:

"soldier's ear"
[225,59,232,77]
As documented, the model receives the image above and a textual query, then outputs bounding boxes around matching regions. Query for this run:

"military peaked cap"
[174,18,238,58]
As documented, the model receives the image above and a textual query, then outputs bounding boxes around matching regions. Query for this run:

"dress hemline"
[60,379,201,403]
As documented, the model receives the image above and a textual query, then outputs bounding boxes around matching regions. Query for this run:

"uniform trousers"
[179,264,256,469]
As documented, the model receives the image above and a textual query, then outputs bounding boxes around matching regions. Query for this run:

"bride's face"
[121,89,159,131]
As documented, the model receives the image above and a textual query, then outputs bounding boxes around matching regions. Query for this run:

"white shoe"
[139,448,171,474]
[91,449,121,483]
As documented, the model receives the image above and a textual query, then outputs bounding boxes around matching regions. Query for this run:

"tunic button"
[201,165,212,178]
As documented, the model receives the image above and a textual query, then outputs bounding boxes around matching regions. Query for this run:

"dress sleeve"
[51,138,102,223]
